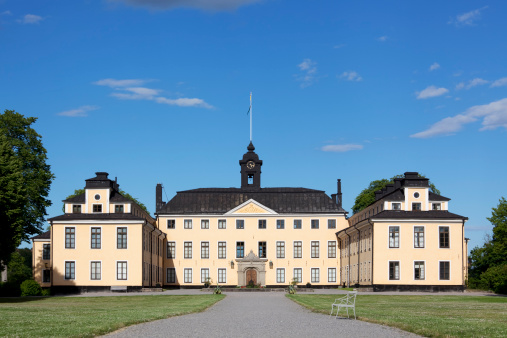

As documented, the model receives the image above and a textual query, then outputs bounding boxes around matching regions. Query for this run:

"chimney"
[337,179,343,208]
[394,178,402,189]
[385,184,395,194]
[156,183,163,212]
[374,190,383,200]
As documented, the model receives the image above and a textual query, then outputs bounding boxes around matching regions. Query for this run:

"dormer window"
[115,205,124,213]
[72,205,81,213]
[94,194,101,201]
[432,203,441,210]
[413,192,420,198]
[412,203,421,211]
[93,204,102,213]
[392,203,401,210]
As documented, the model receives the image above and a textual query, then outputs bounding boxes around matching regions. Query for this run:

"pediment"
[225,199,277,215]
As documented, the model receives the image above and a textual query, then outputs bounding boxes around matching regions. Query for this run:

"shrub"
[20,280,42,296]
[41,288,51,296]
[306,282,312,288]
[480,264,507,294]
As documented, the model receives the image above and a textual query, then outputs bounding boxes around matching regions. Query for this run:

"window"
[115,205,124,213]
[218,242,227,259]
[392,203,401,210]
[94,194,100,200]
[276,220,285,229]
[311,268,320,283]
[432,203,441,210]
[167,220,175,229]
[276,268,285,283]
[218,219,226,229]
[167,268,176,283]
[311,219,319,229]
[184,242,192,259]
[43,244,50,260]
[414,226,424,248]
[276,241,285,258]
[412,203,421,211]
[389,261,400,280]
[201,219,209,229]
[218,268,226,283]
[258,220,266,229]
[65,227,75,249]
[311,241,319,258]
[72,205,81,213]
[414,192,420,198]
[184,219,192,229]
[294,219,302,229]
[439,227,450,248]
[389,226,399,248]
[328,241,336,258]
[440,261,450,280]
[91,227,101,249]
[184,268,192,283]
[43,270,51,283]
[167,242,176,259]
[328,268,337,283]
[258,241,266,258]
[117,227,127,249]
[293,268,302,283]
[93,204,102,213]
[117,261,127,280]
[201,242,209,259]
[236,242,244,258]
[414,261,425,280]
[91,261,101,280]
[65,261,75,280]
[201,268,209,283]
[328,219,336,229]
[294,241,302,258]
[236,220,244,229]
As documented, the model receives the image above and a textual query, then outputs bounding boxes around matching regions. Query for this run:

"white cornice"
[51,220,144,224]
[225,199,278,215]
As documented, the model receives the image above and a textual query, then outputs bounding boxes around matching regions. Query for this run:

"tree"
[7,251,32,286]
[0,110,54,269]
[352,174,440,214]
[63,188,149,214]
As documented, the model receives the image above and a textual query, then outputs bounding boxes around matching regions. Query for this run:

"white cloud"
[449,6,488,27]
[411,98,507,138]
[321,144,363,152]
[416,85,449,99]
[377,36,388,42]
[155,97,213,108]
[340,71,362,82]
[109,0,261,11]
[456,78,489,90]
[1,10,12,16]
[57,105,99,117]
[19,14,43,24]
[333,44,345,49]
[491,77,507,88]
[296,59,317,88]
[93,78,150,88]
[429,62,440,71]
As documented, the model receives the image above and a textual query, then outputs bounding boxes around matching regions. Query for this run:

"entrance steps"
[141,287,164,292]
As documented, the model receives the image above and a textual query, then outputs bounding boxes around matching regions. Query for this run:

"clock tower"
[239,142,263,189]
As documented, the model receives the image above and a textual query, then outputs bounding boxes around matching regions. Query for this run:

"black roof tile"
[49,213,146,222]
[31,230,50,240]
[371,210,467,220]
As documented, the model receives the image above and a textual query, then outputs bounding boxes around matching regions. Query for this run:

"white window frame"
[201,241,209,259]
[116,261,128,281]
[167,241,176,259]
[276,241,285,259]
[311,241,319,258]
[201,268,210,283]
[293,268,302,284]
[389,261,400,280]
[218,219,227,229]
[167,268,176,283]
[439,260,451,281]
[294,219,302,229]
[293,241,302,258]
[184,241,193,259]
[184,268,192,283]
[413,225,425,248]
[311,268,320,283]
[414,260,425,281]
[328,241,336,258]
[184,219,192,229]
[90,260,102,281]
[218,268,227,283]
[328,268,337,283]
[218,241,227,259]
[201,219,210,230]
[276,268,285,283]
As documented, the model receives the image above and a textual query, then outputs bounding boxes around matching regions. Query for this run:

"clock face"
[246,161,255,169]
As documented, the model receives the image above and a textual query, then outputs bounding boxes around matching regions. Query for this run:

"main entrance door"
[246,269,257,285]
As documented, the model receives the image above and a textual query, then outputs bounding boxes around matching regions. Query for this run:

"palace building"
[32,142,468,292]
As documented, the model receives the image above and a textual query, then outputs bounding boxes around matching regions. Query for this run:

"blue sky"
[2,1,506,252]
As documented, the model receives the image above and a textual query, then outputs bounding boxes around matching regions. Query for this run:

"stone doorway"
[236,250,268,286]
[246,269,257,285]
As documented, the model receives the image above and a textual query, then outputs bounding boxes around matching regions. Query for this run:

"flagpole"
[250,92,253,142]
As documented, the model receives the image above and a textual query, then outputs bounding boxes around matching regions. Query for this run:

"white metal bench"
[111,286,128,292]
[330,291,357,319]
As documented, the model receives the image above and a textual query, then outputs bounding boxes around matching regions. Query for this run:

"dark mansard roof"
[48,213,146,222]
[31,230,51,240]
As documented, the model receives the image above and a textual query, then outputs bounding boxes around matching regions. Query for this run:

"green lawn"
[287,294,507,337]
[0,294,224,337]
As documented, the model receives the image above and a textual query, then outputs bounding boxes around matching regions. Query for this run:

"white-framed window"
[439,227,450,248]
[42,269,51,283]
[311,268,320,283]
[294,241,302,258]
[414,261,425,280]
[293,268,302,283]
[311,219,319,229]
[389,261,400,280]
[311,241,319,258]
[439,261,450,280]
[184,268,192,283]
[167,220,175,229]
[90,261,101,280]
[117,261,127,280]
[414,226,425,248]
[167,242,176,259]
[117,227,127,249]
[236,241,244,258]
[201,219,209,229]
[258,241,267,258]
[276,220,285,229]
[218,242,227,259]
[258,220,267,229]
[276,268,285,283]
[328,268,336,283]
[392,203,401,210]
[43,244,50,260]
[65,227,75,249]
[167,268,176,283]
[218,219,226,229]
[218,268,226,283]
[328,241,336,258]
[294,219,302,229]
[412,203,421,211]
[389,226,399,248]
[92,204,102,213]
[65,261,75,280]
[236,220,244,229]
[184,242,192,259]
[328,219,336,229]
[432,203,441,210]
[91,227,101,249]
[72,204,81,213]
[115,205,124,213]
[276,241,285,258]
[201,268,210,283]
[201,242,209,259]
[184,219,192,229]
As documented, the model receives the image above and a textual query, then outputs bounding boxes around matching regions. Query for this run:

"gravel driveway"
[105,292,420,338]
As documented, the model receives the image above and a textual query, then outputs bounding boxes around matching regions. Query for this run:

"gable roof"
[31,230,50,240]
[157,187,347,215]
[48,213,146,222]
[371,210,467,220]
